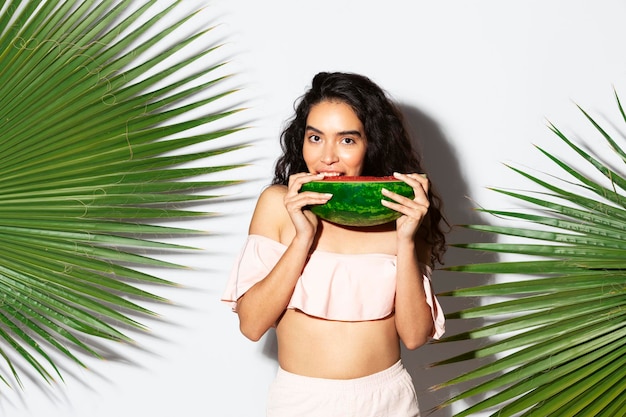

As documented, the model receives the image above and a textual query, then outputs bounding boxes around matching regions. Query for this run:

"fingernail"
[419,173,428,178]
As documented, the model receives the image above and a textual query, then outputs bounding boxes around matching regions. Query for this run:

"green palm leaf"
[0,0,247,389]
[431,91,626,416]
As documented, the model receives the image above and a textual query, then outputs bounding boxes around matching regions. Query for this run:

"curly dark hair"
[273,71,449,265]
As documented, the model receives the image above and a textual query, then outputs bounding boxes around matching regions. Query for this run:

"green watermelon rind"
[300,177,414,226]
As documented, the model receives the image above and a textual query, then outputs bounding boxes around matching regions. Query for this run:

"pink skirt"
[266,360,420,417]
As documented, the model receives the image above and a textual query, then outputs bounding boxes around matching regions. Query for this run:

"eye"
[308,134,321,143]
[341,137,356,144]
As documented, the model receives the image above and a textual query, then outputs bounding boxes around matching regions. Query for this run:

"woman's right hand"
[284,173,332,239]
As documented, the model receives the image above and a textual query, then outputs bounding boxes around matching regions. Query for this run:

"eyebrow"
[305,125,363,137]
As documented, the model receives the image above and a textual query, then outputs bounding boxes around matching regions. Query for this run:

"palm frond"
[0,0,247,389]
[431,90,626,416]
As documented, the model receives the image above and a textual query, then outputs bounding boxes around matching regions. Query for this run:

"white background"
[4,1,626,416]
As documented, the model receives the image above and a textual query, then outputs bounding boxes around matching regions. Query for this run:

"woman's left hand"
[381,172,430,241]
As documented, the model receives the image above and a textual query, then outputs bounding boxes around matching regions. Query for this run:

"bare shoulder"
[255,184,288,211]
[248,184,289,239]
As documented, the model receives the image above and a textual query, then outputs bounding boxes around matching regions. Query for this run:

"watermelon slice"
[299,176,414,226]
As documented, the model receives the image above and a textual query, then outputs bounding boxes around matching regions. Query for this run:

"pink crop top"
[221,234,445,339]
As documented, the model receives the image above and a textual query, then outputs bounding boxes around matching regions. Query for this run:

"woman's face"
[302,100,367,177]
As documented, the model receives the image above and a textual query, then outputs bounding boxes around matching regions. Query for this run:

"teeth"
[319,172,342,176]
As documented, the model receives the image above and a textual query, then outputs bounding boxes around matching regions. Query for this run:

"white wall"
[4,1,626,416]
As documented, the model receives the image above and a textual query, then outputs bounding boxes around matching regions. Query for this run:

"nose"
[320,143,339,165]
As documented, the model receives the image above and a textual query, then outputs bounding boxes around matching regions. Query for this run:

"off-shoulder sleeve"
[221,235,285,312]
[422,264,445,339]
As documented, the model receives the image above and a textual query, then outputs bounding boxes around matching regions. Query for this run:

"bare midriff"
[275,309,400,379]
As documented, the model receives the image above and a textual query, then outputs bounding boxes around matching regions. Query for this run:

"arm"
[235,174,330,341]
[393,237,435,349]
[382,172,435,349]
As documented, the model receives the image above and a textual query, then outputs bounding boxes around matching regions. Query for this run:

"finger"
[288,173,325,194]
[382,186,429,209]
[393,172,429,196]
[285,191,332,212]
[381,197,428,219]
[381,186,429,214]
[381,188,429,210]
[290,172,325,182]
[393,172,428,191]
[391,174,429,208]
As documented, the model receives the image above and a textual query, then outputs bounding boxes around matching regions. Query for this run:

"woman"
[222,72,448,417]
